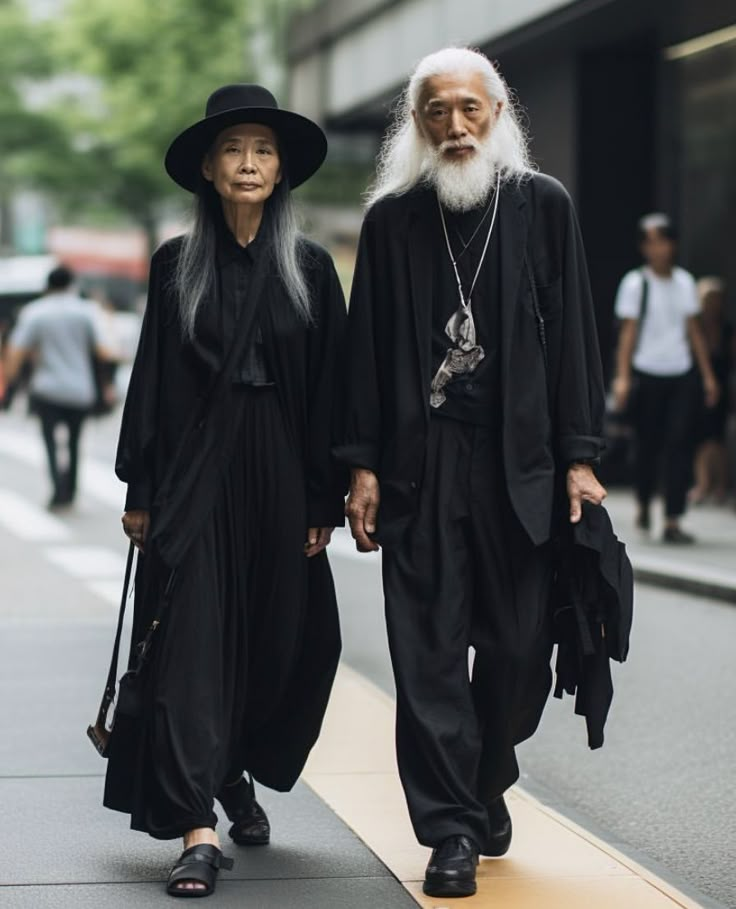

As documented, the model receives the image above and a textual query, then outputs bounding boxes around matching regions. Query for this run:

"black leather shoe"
[423,835,479,898]
[483,795,512,857]
[216,775,270,846]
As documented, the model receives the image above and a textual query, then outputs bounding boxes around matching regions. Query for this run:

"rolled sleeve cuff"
[124,477,152,512]
[331,442,380,474]
[557,434,606,466]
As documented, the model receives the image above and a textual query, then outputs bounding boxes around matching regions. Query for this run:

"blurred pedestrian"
[337,48,606,898]
[103,85,346,898]
[612,214,719,543]
[690,277,733,504]
[2,265,113,508]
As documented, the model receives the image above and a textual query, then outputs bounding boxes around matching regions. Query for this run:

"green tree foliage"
[40,0,257,251]
[0,0,61,247]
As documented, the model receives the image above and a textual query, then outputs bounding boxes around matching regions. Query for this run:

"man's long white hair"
[365,47,534,208]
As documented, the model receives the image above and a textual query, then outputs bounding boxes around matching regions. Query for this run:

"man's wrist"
[569,457,600,469]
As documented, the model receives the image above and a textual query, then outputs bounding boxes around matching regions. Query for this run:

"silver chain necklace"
[451,195,494,260]
[430,173,501,409]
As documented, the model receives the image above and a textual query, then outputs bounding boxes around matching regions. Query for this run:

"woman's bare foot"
[172,827,220,893]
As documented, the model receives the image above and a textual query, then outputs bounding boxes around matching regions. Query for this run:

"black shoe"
[662,526,695,544]
[483,795,512,857]
[166,843,233,898]
[216,775,270,846]
[423,835,479,898]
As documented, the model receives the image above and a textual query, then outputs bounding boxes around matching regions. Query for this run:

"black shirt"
[214,221,273,386]
[431,194,501,425]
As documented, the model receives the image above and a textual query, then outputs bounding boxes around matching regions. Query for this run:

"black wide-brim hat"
[164,84,327,192]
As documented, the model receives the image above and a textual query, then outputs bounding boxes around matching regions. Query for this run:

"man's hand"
[345,468,381,552]
[122,510,150,552]
[567,464,607,524]
[305,527,334,558]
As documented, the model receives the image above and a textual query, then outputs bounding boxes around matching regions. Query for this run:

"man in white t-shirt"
[3,265,114,508]
[613,213,718,543]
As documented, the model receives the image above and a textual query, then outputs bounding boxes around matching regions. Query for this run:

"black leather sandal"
[166,843,234,899]
[216,775,271,846]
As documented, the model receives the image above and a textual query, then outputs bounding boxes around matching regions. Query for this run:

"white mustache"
[439,138,480,154]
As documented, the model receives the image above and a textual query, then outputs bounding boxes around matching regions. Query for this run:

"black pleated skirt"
[105,386,341,839]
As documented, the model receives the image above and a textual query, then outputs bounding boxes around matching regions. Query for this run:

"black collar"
[215,215,263,267]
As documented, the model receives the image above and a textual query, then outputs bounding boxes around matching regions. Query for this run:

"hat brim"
[164,106,327,192]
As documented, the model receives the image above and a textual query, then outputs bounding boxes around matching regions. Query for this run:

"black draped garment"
[103,220,347,838]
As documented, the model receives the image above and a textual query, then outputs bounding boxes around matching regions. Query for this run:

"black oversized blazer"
[335,172,605,547]
[116,234,348,569]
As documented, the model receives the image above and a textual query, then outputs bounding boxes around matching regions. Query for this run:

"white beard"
[424,137,497,212]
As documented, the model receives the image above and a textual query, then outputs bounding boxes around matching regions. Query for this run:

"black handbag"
[87,544,176,756]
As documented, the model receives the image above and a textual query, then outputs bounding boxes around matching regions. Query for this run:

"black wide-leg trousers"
[382,417,553,850]
[632,369,700,519]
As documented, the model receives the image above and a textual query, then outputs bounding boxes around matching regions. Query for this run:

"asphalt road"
[1,407,734,908]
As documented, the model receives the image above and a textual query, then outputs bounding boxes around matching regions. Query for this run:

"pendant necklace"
[430,172,501,409]
[451,194,494,260]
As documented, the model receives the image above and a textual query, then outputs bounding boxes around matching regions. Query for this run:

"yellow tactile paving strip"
[303,665,704,909]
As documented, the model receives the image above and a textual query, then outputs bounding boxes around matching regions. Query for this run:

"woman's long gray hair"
[173,167,311,341]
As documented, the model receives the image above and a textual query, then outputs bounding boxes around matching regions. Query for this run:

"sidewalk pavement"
[605,490,736,602]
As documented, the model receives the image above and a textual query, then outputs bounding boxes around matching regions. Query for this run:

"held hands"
[305,527,334,558]
[345,468,381,552]
[122,510,150,552]
[567,464,607,524]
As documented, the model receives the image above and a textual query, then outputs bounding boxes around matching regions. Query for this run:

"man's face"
[640,228,676,272]
[413,72,503,161]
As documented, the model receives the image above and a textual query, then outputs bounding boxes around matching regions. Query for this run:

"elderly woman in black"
[102,85,346,897]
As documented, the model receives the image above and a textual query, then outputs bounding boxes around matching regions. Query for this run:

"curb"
[632,562,736,604]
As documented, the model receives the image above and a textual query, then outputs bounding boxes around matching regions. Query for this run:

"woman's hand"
[345,468,381,552]
[122,510,150,552]
[305,527,334,558]
[567,464,607,524]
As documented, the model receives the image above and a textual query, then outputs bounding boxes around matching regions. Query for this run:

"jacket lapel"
[499,180,529,381]
[407,190,435,414]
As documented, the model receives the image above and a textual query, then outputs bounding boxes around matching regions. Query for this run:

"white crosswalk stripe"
[0,488,72,542]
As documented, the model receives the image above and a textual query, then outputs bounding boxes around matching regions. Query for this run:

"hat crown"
[205,84,278,118]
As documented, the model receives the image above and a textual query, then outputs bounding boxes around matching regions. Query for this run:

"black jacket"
[335,173,605,547]
[552,502,634,749]
[116,234,348,569]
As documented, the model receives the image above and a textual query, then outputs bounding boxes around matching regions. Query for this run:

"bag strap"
[90,541,136,740]
[633,267,650,355]
[122,253,272,659]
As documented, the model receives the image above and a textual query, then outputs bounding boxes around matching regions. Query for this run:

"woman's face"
[202,123,282,208]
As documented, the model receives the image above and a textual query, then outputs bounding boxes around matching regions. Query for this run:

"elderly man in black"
[336,47,607,898]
